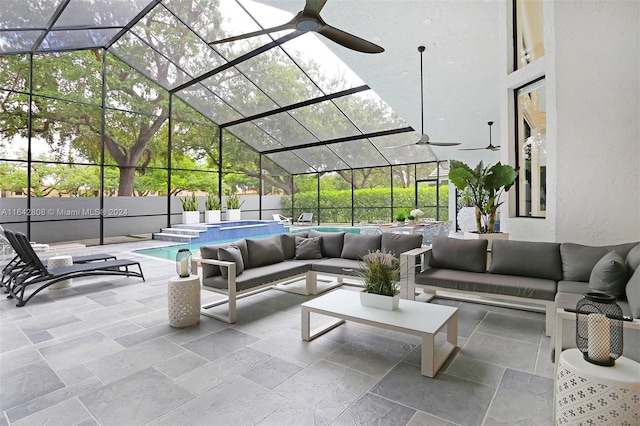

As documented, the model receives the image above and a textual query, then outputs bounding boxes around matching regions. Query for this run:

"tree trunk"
[118,167,136,196]
[475,207,483,233]
[487,210,497,233]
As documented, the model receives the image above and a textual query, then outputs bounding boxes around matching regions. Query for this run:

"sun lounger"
[6,231,144,307]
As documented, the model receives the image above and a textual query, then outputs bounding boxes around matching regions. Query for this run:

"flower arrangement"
[357,250,401,297]
[410,208,424,218]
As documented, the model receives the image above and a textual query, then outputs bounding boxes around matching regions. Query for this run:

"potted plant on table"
[224,193,244,221]
[204,193,221,223]
[449,160,517,245]
[180,194,200,224]
[357,250,401,311]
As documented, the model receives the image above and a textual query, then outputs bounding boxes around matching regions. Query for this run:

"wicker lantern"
[575,292,623,366]
[176,248,192,278]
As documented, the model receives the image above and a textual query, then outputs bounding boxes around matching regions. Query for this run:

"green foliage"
[357,250,401,296]
[205,193,220,210]
[395,211,407,222]
[224,193,244,210]
[180,194,199,211]
[450,160,518,232]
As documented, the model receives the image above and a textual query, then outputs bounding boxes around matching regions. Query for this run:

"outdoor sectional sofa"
[405,236,640,361]
[193,230,422,323]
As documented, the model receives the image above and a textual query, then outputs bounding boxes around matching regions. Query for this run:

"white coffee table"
[301,289,458,377]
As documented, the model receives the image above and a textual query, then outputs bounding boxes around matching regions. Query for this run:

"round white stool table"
[168,275,201,328]
[556,348,640,425]
[46,255,73,289]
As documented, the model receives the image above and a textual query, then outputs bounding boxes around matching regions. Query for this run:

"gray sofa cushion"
[281,232,308,259]
[416,268,557,301]
[428,237,488,273]
[246,235,284,268]
[490,240,562,281]
[309,230,345,258]
[311,258,362,276]
[381,233,422,257]
[218,245,244,278]
[626,268,640,319]
[560,243,609,282]
[199,243,228,278]
[341,233,381,260]
[589,251,627,297]
[203,260,310,292]
[626,243,640,276]
[295,236,322,260]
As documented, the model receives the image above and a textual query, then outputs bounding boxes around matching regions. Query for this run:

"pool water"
[135,227,360,261]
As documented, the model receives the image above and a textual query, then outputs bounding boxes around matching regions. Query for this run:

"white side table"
[47,255,73,289]
[168,275,201,328]
[556,348,640,425]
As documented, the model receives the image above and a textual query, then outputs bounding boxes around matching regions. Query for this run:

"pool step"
[152,232,198,243]
[159,228,202,236]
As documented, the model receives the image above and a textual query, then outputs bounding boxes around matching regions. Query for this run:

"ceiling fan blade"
[384,143,417,149]
[316,24,384,53]
[426,141,461,147]
[209,22,296,45]
[459,146,489,151]
[303,0,329,15]
[489,145,501,151]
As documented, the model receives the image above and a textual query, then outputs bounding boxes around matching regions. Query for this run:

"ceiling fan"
[208,0,384,54]
[388,46,460,148]
[459,121,500,151]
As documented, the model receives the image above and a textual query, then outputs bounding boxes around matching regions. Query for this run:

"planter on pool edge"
[204,210,221,223]
[226,209,241,221]
[182,211,200,224]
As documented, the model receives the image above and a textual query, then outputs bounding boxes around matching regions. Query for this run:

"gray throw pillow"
[589,251,628,297]
[625,243,640,276]
[625,268,640,319]
[294,236,322,260]
[281,232,308,259]
[381,233,422,257]
[560,243,608,282]
[491,240,562,281]
[218,245,244,278]
[199,244,227,278]
[341,233,381,260]
[309,230,345,258]
[246,236,284,268]
[234,239,249,267]
[429,237,488,273]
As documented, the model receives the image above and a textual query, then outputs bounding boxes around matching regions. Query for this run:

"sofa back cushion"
[218,245,245,278]
[429,237,488,273]
[625,243,640,276]
[490,240,562,281]
[560,243,609,282]
[381,233,423,257]
[200,244,227,278]
[294,236,323,260]
[589,251,628,297]
[341,233,382,260]
[280,232,308,259]
[309,230,345,258]
[246,235,284,268]
[626,268,640,319]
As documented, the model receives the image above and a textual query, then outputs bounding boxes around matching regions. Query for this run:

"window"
[516,78,546,217]
[514,0,545,70]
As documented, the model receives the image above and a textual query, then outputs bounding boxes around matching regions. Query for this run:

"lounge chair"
[6,231,144,307]
[272,214,292,225]
[295,213,314,225]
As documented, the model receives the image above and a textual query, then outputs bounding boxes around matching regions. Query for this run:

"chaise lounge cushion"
[309,230,345,258]
[429,237,488,273]
[281,232,308,259]
[218,245,245,278]
[245,236,284,268]
[381,233,422,257]
[588,251,627,297]
[490,240,562,281]
[295,236,322,260]
[341,233,381,260]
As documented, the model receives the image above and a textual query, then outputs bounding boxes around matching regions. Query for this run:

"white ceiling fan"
[388,46,461,148]
[459,121,500,151]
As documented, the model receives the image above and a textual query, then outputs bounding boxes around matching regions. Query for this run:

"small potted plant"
[357,250,401,310]
[180,194,200,224]
[224,193,244,221]
[204,193,221,223]
[394,210,406,224]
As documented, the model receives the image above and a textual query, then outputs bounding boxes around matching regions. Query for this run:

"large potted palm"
[449,160,517,244]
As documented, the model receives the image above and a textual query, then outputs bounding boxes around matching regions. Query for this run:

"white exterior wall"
[500,0,640,244]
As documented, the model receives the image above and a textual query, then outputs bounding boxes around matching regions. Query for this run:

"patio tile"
[406,411,457,425]
[11,397,93,426]
[242,355,304,390]
[476,311,545,345]
[460,331,540,373]
[154,351,209,379]
[38,332,123,370]
[332,392,416,426]
[0,359,65,412]
[114,322,176,347]
[0,323,31,354]
[443,353,506,387]
[256,400,331,426]
[182,328,258,361]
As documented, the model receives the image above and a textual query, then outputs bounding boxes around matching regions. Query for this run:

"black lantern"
[176,248,192,278]
[575,292,623,366]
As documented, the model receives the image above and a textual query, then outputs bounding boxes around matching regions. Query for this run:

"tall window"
[514,0,545,70]
[516,78,546,217]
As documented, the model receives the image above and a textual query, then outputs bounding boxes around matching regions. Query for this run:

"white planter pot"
[182,211,200,224]
[463,231,509,250]
[359,291,400,311]
[226,209,241,221]
[457,206,478,233]
[204,210,221,223]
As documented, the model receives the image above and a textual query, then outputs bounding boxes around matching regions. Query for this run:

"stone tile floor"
[0,240,555,425]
